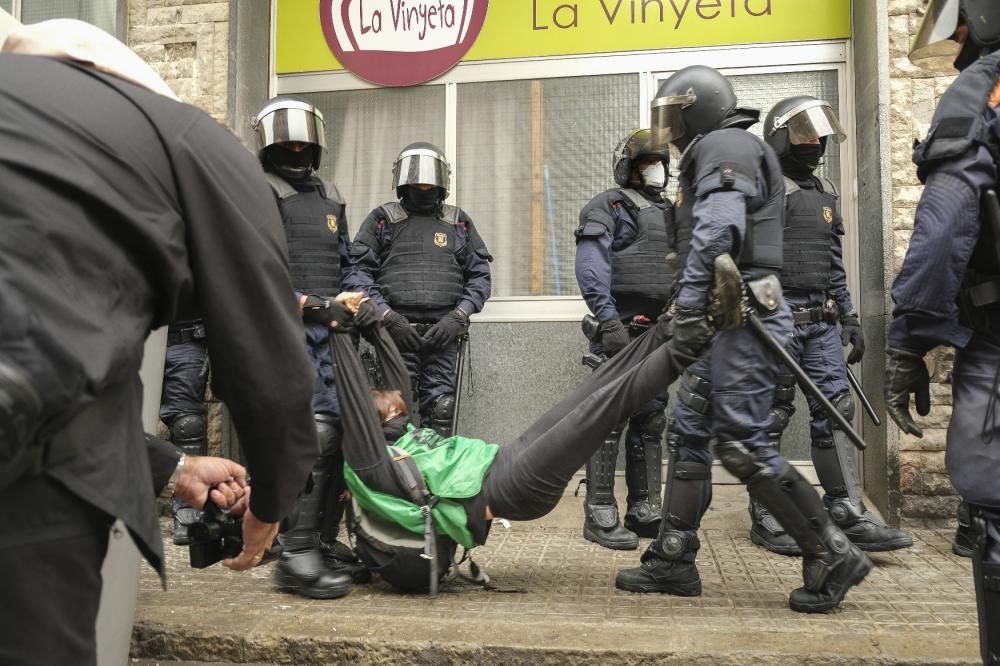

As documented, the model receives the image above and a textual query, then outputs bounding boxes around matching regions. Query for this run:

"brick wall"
[887,0,961,519]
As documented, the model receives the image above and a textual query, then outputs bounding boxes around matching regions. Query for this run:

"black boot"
[824,496,913,552]
[615,441,711,595]
[583,432,638,550]
[747,461,872,613]
[970,505,1000,666]
[320,539,371,584]
[623,429,663,539]
[169,414,207,546]
[274,469,352,599]
[954,500,975,558]
[749,499,801,556]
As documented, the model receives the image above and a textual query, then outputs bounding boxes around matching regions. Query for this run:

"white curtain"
[20,0,117,34]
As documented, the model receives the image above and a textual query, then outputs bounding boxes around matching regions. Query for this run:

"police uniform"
[575,149,674,548]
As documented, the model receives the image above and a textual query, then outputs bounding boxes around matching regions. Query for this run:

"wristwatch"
[159,452,186,501]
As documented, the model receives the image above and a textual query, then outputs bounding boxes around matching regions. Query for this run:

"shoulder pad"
[816,176,838,197]
[379,202,409,225]
[689,129,761,198]
[912,53,1000,181]
[577,192,616,235]
[618,188,652,210]
[265,172,297,201]
[321,180,345,205]
[783,176,800,196]
[438,204,460,225]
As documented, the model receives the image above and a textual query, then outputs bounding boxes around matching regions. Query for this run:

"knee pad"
[170,413,206,450]
[769,406,792,437]
[429,394,455,424]
[633,412,667,438]
[677,370,712,415]
[714,440,765,482]
[832,392,855,423]
[773,372,796,406]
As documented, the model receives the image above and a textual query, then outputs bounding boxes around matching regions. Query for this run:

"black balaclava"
[400,186,442,214]
[782,143,824,180]
[382,414,410,443]
[266,144,318,183]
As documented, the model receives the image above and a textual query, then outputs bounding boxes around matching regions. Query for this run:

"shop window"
[1,1,12,14]
[301,86,447,234]
[18,0,117,35]
[457,74,639,297]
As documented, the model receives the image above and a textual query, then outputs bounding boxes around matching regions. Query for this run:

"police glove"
[302,295,353,331]
[840,313,865,364]
[382,310,423,353]
[669,305,714,361]
[599,319,630,357]
[423,308,470,349]
[884,347,931,438]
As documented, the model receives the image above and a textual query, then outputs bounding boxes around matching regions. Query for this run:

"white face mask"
[641,162,666,189]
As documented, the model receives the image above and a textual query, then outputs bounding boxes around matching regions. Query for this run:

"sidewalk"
[132,486,981,665]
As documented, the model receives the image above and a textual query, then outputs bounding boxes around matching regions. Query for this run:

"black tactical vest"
[376,203,466,313]
[781,176,840,292]
[268,173,345,298]
[609,188,674,303]
[673,137,784,283]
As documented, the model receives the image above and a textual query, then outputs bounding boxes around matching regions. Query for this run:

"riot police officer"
[159,318,209,545]
[748,96,912,555]
[888,2,1000,661]
[574,129,673,549]
[252,96,361,599]
[344,143,492,437]
[615,66,871,613]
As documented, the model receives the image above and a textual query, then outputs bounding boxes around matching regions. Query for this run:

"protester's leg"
[0,476,111,666]
[483,338,680,521]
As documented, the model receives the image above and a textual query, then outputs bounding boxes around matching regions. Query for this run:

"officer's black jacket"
[0,55,319,574]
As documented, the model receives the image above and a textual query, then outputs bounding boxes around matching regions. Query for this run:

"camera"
[187,499,243,569]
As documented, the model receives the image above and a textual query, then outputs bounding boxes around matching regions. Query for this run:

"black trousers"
[0,474,113,666]
[330,321,681,528]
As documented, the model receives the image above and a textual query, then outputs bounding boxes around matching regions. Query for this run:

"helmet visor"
[253,102,326,153]
[775,101,846,145]
[909,0,962,73]
[650,93,696,151]
[393,149,450,193]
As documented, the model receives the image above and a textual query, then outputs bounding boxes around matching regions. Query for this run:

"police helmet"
[251,96,326,170]
[392,142,450,198]
[612,129,670,188]
[764,96,846,159]
[651,66,739,152]
[910,0,1000,72]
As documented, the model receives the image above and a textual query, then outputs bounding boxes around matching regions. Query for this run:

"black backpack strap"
[387,446,441,595]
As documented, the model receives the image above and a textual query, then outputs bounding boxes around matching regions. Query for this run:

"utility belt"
[167,323,206,345]
[792,299,839,327]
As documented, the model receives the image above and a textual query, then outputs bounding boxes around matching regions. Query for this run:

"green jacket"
[344,426,499,549]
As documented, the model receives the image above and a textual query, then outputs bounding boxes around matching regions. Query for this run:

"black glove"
[669,305,714,360]
[599,319,630,357]
[423,309,470,349]
[302,295,353,332]
[884,347,931,438]
[382,310,423,352]
[354,299,379,330]
[840,313,865,364]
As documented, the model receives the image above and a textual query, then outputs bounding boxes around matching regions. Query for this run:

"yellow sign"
[277,0,852,76]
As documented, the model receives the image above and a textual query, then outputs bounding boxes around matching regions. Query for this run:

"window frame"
[274,39,857,323]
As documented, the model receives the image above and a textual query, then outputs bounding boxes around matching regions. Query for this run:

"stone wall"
[128,0,232,455]
[887,0,961,519]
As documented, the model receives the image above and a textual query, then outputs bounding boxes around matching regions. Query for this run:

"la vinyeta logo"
[320,0,489,87]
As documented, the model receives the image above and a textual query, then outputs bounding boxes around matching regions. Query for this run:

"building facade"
[4,0,960,523]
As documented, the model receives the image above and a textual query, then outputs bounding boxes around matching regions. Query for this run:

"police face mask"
[790,143,823,171]
[401,186,441,214]
[640,162,667,190]
[267,144,316,181]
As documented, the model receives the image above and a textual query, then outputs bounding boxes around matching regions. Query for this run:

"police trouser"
[158,339,208,444]
[400,334,460,433]
[0,475,113,666]
[329,322,684,526]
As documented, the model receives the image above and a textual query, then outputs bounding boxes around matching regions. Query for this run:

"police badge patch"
[327,214,338,233]
[433,232,448,248]
[823,207,833,224]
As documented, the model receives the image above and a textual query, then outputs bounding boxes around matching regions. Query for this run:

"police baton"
[450,333,470,437]
[745,314,867,450]
[846,366,881,427]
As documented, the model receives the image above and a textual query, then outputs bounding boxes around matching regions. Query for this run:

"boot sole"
[615,578,702,596]
[951,542,974,558]
[788,553,873,614]
[852,535,914,552]
[583,529,638,550]
[750,530,802,557]
[273,571,351,600]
